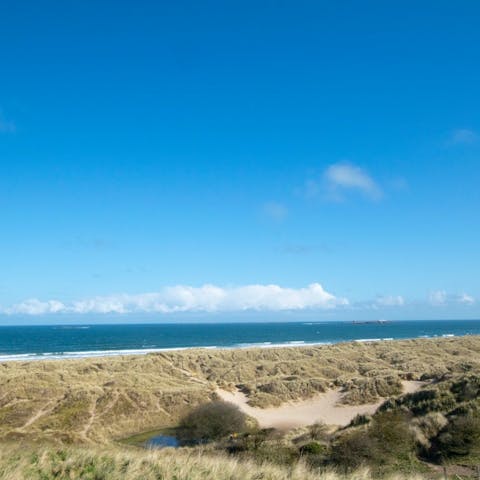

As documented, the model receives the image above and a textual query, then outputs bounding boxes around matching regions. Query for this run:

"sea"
[0,319,479,362]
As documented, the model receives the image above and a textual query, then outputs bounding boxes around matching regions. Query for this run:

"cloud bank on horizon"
[429,290,476,307]
[0,284,475,316]
[0,283,348,315]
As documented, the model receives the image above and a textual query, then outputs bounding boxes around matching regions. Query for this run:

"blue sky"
[0,1,479,322]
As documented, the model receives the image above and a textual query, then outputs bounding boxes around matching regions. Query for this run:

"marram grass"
[0,443,426,480]
[0,336,479,443]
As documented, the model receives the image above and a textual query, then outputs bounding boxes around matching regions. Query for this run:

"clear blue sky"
[0,1,479,322]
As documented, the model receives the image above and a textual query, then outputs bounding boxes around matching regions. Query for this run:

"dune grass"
[0,336,479,443]
[0,443,427,480]
[0,336,479,479]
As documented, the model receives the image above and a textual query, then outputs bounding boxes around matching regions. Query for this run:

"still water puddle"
[145,434,180,448]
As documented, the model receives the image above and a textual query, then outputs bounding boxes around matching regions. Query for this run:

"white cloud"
[1,283,348,315]
[429,290,475,306]
[459,293,475,305]
[448,128,478,145]
[2,299,66,315]
[375,295,405,307]
[429,290,447,306]
[323,162,382,201]
[262,202,288,221]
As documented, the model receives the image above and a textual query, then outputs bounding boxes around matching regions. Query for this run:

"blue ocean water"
[0,320,479,361]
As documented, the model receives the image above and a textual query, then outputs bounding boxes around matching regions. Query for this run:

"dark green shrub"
[348,414,371,427]
[299,441,325,455]
[329,430,374,470]
[369,410,415,461]
[450,376,480,402]
[308,421,329,441]
[249,441,298,466]
[329,411,416,472]
[379,388,456,416]
[429,413,480,461]
[178,401,247,442]
[232,428,277,452]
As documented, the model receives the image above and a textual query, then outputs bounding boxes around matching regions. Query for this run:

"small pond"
[145,434,181,449]
[121,428,183,449]
[122,427,208,450]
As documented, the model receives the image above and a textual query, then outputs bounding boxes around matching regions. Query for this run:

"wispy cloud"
[324,162,382,200]
[429,290,447,306]
[1,283,349,315]
[262,201,288,222]
[303,179,321,199]
[459,293,475,305]
[375,295,405,307]
[429,290,475,306]
[304,162,382,202]
[447,128,478,146]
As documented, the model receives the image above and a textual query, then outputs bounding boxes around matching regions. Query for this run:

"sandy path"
[217,381,424,430]
[401,380,426,394]
[81,397,99,440]
[19,400,57,430]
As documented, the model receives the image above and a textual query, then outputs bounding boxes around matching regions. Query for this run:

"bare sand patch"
[217,381,424,430]
[401,380,426,394]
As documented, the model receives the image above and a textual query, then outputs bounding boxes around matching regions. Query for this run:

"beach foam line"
[0,333,468,362]
[0,340,338,362]
[0,347,200,362]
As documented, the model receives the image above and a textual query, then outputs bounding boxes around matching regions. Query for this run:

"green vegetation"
[171,381,478,477]
[1,336,480,478]
[429,412,480,461]
[328,411,419,474]
[0,443,383,480]
[1,336,479,443]
[378,374,480,467]
[178,400,248,442]
[299,441,325,455]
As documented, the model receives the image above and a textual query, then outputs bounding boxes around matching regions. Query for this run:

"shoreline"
[0,331,477,362]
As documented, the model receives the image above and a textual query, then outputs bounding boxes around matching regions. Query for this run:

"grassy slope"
[0,336,479,443]
[0,443,424,480]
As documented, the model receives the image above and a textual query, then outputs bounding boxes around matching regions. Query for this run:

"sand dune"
[2,335,473,443]
[217,381,424,429]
